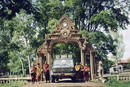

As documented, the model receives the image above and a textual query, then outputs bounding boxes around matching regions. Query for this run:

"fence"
[0,73,31,84]
[103,73,130,81]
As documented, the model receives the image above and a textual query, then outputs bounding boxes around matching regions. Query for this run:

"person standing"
[36,63,41,83]
[79,63,84,80]
[75,62,81,80]
[83,64,90,81]
[31,64,36,83]
[43,61,50,83]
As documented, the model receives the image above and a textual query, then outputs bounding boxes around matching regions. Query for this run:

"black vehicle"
[51,55,76,82]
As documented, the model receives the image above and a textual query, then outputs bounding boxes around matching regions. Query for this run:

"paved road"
[22,79,105,87]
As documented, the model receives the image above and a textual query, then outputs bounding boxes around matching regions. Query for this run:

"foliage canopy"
[0,0,129,74]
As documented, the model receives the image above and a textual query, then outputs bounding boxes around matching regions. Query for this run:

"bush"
[0,81,27,87]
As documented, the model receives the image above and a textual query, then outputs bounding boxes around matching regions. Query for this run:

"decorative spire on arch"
[56,14,75,30]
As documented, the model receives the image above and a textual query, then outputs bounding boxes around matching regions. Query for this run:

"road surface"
[22,79,105,87]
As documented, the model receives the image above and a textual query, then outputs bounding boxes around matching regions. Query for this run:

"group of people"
[30,61,50,83]
[75,62,90,81]
[31,61,90,83]
[30,63,41,83]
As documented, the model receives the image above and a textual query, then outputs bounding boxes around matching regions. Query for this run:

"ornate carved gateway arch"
[37,15,95,80]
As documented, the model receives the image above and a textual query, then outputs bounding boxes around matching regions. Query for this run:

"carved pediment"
[56,14,75,30]
[49,14,81,40]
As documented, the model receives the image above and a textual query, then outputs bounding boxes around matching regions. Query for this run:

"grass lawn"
[104,81,130,87]
[103,77,130,87]
[0,81,27,87]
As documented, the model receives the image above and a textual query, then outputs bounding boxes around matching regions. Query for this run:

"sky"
[119,0,130,60]
[121,25,130,59]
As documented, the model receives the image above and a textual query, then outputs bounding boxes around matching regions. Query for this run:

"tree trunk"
[27,55,31,74]
[24,36,31,74]
[19,57,24,75]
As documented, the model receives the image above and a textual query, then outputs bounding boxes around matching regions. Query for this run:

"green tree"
[3,10,40,74]
[0,18,13,73]
[64,0,129,31]
[80,30,116,72]
[35,0,64,34]
[0,0,41,20]
[0,0,129,75]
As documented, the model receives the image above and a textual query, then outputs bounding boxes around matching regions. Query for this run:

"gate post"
[47,52,51,69]
[81,50,85,66]
[39,56,43,81]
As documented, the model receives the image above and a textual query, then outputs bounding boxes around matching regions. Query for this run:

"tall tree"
[0,18,13,73]
[0,0,41,20]
[35,0,65,34]
[63,0,129,31]
[3,10,40,74]
[0,0,129,74]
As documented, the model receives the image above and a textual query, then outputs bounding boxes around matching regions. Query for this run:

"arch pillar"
[38,55,43,81]
[39,56,43,70]
[81,50,86,66]
[46,52,52,70]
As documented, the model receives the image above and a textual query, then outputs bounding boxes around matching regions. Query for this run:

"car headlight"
[52,69,56,72]
[70,68,74,71]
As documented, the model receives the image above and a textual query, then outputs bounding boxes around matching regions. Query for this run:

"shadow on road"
[55,79,85,83]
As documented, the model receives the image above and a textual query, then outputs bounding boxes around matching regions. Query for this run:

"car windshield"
[53,59,74,68]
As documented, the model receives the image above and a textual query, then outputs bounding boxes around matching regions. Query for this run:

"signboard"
[61,55,67,59]
[55,54,72,59]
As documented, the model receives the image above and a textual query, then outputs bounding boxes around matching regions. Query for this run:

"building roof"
[119,58,130,63]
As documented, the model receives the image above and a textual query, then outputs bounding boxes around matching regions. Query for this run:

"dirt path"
[22,79,105,87]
